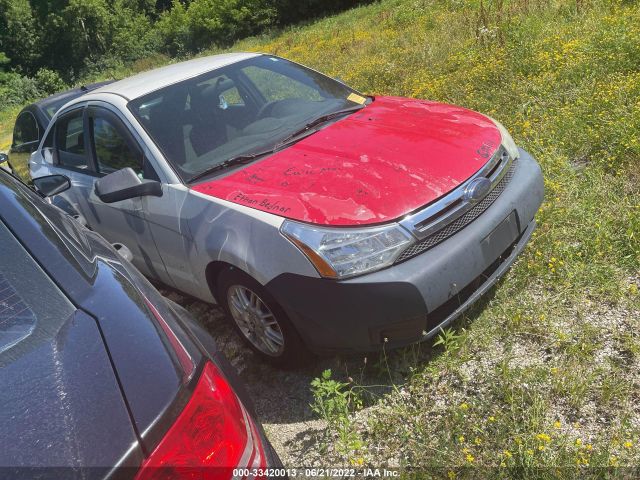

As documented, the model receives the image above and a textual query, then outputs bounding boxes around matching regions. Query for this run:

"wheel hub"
[227,285,285,357]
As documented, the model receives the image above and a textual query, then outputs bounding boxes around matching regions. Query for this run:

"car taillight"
[135,361,266,480]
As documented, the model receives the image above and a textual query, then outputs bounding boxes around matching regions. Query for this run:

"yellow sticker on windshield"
[347,93,367,105]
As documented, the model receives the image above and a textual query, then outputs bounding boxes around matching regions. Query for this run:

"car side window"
[13,112,39,147]
[55,110,89,170]
[91,110,158,180]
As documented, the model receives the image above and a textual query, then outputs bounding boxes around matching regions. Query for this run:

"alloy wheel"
[227,285,285,356]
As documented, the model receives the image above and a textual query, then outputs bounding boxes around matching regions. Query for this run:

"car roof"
[34,80,115,119]
[90,52,261,101]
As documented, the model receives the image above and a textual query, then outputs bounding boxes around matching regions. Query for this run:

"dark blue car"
[6,81,114,181]
[0,169,282,478]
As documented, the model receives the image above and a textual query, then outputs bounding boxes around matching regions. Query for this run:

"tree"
[0,0,40,74]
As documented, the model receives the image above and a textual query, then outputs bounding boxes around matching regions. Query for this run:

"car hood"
[192,96,502,226]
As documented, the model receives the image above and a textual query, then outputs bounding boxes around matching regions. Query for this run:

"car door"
[42,107,98,222]
[9,110,41,182]
[43,105,173,285]
[83,105,175,284]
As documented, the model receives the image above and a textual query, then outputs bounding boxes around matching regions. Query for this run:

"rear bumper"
[266,148,544,354]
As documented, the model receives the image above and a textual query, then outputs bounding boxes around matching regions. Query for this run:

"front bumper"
[266,148,544,354]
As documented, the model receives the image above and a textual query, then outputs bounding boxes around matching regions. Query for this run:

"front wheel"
[217,268,311,367]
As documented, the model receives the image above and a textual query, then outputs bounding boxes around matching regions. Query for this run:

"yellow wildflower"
[536,433,551,443]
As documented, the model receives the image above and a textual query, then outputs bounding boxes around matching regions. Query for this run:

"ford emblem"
[464,177,492,203]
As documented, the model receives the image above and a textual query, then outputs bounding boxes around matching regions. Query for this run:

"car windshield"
[128,55,368,182]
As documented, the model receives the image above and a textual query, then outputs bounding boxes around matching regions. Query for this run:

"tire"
[217,267,311,367]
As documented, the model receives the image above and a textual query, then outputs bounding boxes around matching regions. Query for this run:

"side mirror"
[95,167,162,204]
[0,153,10,173]
[32,174,71,197]
[0,153,13,173]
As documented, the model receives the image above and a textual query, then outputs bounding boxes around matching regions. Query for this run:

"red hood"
[192,96,502,226]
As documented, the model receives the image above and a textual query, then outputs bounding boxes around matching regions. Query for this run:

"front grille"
[396,161,516,263]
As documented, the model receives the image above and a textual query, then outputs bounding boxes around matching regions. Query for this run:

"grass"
[1,0,639,475]
[0,106,20,152]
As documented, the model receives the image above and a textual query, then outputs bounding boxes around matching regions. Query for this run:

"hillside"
[2,0,639,475]
[224,0,640,473]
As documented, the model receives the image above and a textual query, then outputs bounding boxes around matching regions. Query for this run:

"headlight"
[489,117,520,160]
[281,221,415,279]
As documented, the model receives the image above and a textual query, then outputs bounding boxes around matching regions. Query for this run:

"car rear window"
[42,93,85,119]
[0,270,36,354]
[0,220,75,359]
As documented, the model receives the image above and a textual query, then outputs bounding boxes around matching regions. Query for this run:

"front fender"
[184,189,319,302]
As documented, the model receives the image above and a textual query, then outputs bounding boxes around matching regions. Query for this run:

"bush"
[2,0,374,82]
[154,0,192,56]
[34,69,67,96]
[110,0,162,62]
[0,67,67,108]
[274,0,368,25]
[0,72,40,106]
[156,0,277,55]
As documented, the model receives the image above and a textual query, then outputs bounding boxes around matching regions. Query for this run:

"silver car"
[30,53,544,365]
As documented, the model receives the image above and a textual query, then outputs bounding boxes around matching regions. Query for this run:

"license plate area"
[481,210,519,262]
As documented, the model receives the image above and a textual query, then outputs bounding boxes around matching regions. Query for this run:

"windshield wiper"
[188,149,275,183]
[188,105,365,183]
[275,105,365,149]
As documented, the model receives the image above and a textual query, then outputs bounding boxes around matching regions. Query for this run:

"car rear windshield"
[40,94,83,119]
[128,55,363,182]
[0,220,75,362]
